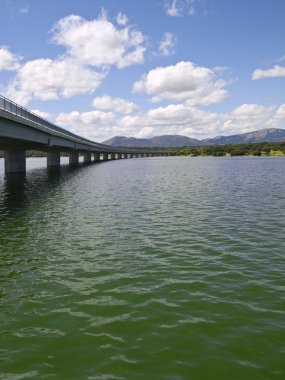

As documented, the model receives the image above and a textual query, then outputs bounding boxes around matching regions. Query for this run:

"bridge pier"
[117,153,122,159]
[69,152,79,166]
[84,153,92,164]
[110,153,115,160]
[94,153,100,162]
[4,150,26,174]
[102,153,108,161]
[47,152,60,168]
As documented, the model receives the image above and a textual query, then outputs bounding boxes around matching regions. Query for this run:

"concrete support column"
[117,153,122,159]
[102,153,108,161]
[84,153,92,164]
[94,153,100,162]
[47,152,61,168]
[124,154,129,158]
[4,150,26,174]
[69,152,79,166]
[110,153,115,160]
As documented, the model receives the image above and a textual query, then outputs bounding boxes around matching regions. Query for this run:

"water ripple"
[1,157,285,379]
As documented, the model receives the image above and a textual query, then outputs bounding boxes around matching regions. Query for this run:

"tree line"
[1,141,285,158]
[165,141,285,156]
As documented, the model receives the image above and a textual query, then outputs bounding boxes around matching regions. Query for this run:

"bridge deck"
[0,94,173,173]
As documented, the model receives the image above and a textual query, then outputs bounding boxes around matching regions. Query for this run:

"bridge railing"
[0,94,172,155]
[0,94,107,149]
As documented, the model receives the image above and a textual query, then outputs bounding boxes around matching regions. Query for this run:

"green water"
[0,157,285,379]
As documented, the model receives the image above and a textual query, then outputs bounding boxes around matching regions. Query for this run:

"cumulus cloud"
[158,33,176,56]
[275,104,285,120]
[136,127,155,138]
[58,97,270,144]
[6,58,107,105]
[229,103,276,131]
[252,65,285,80]
[0,46,21,71]
[52,14,146,68]
[133,61,228,105]
[140,104,223,138]
[55,101,285,143]
[231,103,272,117]
[56,110,121,142]
[92,95,139,114]
[57,110,115,127]
[2,11,147,106]
[144,103,282,137]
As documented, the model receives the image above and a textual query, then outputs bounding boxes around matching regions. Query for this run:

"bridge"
[0,95,172,174]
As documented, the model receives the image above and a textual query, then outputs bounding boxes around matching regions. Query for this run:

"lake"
[0,156,285,379]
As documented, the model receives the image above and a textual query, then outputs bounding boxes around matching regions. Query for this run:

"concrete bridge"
[0,95,172,174]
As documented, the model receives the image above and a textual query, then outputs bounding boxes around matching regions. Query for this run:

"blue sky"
[0,0,285,142]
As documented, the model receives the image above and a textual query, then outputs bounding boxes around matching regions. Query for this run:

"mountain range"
[103,128,285,147]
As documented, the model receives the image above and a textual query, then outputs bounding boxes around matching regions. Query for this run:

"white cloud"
[147,103,194,125]
[158,33,176,56]
[252,65,285,80]
[116,12,128,26]
[136,127,155,138]
[165,0,181,16]
[0,46,21,71]
[57,110,115,127]
[54,102,285,142]
[231,103,272,118]
[118,114,143,128]
[133,61,228,105]
[145,104,220,135]
[144,103,283,137]
[92,95,139,114]
[275,104,285,120]
[52,14,146,68]
[6,58,107,105]
[164,0,196,17]
[56,110,120,142]
[2,11,147,106]
[229,103,276,131]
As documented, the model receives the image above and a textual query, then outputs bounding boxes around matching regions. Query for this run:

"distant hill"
[103,128,285,147]
[201,128,285,145]
[103,135,200,147]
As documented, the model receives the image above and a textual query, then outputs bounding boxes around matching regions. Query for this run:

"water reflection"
[1,173,27,216]
[0,164,82,220]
